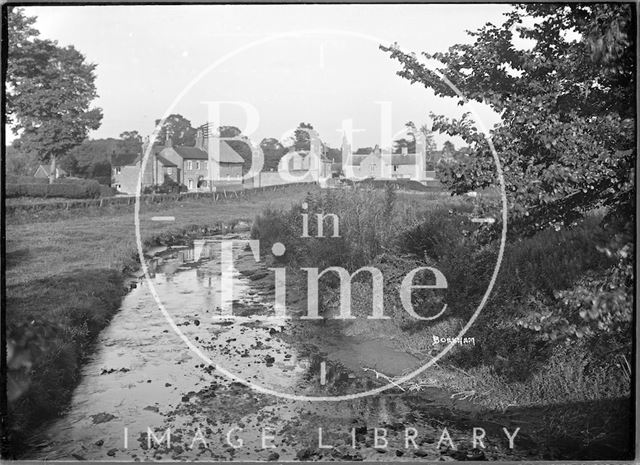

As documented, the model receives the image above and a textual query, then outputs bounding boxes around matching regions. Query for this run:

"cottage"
[277,129,332,182]
[158,145,243,191]
[341,135,428,182]
[111,146,177,194]
[111,152,141,193]
[155,126,245,191]
[109,124,246,194]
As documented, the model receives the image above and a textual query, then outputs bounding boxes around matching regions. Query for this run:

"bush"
[142,177,188,194]
[99,185,116,197]
[93,176,111,186]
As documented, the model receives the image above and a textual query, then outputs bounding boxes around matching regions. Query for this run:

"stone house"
[111,146,179,193]
[111,153,140,193]
[156,126,245,191]
[341,135,428,182]
[277,129,332,182]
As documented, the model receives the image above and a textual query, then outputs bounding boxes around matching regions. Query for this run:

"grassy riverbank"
[3,184,319,457]
[250,188,633,458]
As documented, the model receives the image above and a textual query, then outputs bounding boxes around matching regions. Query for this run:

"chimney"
[165,130,172,148]
[402,146,408,156]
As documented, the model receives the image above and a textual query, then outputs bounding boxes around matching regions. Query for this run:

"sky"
[15,4,513,149]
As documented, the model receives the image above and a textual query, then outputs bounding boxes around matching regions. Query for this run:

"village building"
[277,129,333,182]
[111,123,245,194]
[341,133,431,182]
[111,145,176,194]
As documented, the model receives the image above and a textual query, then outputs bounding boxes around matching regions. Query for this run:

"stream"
[28,234,533,461]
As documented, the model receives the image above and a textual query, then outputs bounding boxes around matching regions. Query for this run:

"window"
[115,167,121,175]
[393,165,398,172]
[370,164,375,173]
[203,161,207,170]
[187,161,193,170]
[167,168,173,175]
[195,161,200,170]
[188,179,193,189]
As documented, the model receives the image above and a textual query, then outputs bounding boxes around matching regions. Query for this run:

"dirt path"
[27,236,537,461]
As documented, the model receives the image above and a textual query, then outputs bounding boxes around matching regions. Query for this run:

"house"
[157,126,244,191]
[111,152,141,193]
[34,164,67,179]
[341,134,428,182]
[277,129,332,182]
[111,145,178,193]
[110,123,245,194]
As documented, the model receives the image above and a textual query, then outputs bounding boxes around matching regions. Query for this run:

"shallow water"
[29,235,528,461]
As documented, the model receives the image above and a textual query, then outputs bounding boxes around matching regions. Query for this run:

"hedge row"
[6,175,49,185]
[6,181,103,199]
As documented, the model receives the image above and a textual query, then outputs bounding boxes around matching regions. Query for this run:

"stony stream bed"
[28,234,537,461]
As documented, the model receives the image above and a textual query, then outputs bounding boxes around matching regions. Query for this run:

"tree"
[292,122,314,151]
[5,146,38,176]
[218,126,242,138]
[64,137,139,181]
[419,124,437,152]
[393,121,416,154]
[381,4,634,235]
[7,8,103,183]
[381,4,635,341]
[120,130,142,154]
[120,130,142,144]
[154,114,196,146]
[442,140,455,156]
[260,137,287,171]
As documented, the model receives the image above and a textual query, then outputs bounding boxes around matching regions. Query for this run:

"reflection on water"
[30,234,381,460]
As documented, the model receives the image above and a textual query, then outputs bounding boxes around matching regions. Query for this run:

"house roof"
[173,141,244,164]
[146,143,166,155]
[111,153,139,167]
[156,154,177,167]
[172,146,208,160]
[35,164,67,176]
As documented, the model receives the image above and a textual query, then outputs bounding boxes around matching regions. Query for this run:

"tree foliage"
[260,137,288,171]
[154,114,196,146]
[381,4,635,342]
[64,138,138,180]
[292,122,314,151]
[381,4,635,235]
[5,146,38,176]
[7,8,103,177]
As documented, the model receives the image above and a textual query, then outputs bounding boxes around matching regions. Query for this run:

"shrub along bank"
[251,189,632,412]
